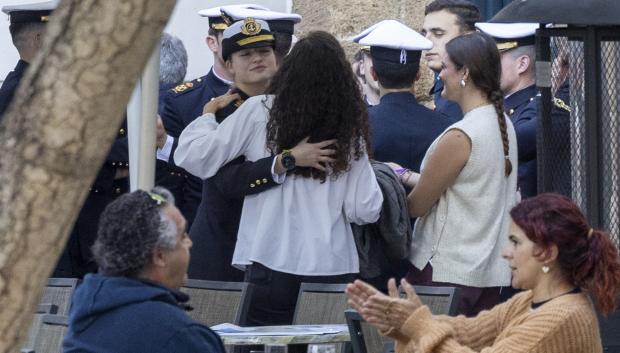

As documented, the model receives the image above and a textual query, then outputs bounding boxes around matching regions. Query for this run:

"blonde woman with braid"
[389,32,517,316]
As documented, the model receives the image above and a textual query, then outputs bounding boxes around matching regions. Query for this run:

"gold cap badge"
[241,18,261,36]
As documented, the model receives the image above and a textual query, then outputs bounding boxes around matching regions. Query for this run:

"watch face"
[282,155,295,170]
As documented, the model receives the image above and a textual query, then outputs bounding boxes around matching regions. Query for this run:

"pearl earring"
[460,79,466,87]
[542,265,550,274]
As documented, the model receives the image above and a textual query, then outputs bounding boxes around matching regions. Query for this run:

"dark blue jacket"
[64,274,225,353]
[548,80,572,196]
[188,89,277,281]
[158,69,230,227]
[505,85,538,198]
[430,75,463,122]
[369,92,455,172]
[0,60,28,119]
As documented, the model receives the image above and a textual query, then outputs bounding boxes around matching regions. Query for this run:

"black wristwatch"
[281,149,296,171]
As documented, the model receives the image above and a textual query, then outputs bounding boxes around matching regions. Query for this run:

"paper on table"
[211,323,348,336]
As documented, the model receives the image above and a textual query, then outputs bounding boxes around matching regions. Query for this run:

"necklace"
[464,101,490,115]
[530,287,581,311]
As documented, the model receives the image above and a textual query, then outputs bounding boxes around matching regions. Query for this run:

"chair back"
[345,309,393,353]
[292,283,349,325]
[31,314,68,353]
[22,304,59,352]
[181,279,253,326]
[41,278,79,315]
[599,306,620,353]
[410,285,460,316]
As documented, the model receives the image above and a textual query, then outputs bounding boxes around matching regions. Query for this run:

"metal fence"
[537,26,620,247]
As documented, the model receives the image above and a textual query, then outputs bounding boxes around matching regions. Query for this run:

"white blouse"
[174,95,383,276]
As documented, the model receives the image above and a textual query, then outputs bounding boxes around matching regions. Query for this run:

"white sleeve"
[270,156,286,184]
[156,135,174,162]
[173,98,262,179]
[343,153,383,224]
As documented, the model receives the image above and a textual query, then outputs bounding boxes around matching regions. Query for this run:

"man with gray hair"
[63,187,224,353]
[159,32,188,109]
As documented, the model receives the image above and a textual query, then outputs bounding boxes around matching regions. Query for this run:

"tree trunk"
[0,0,175,351]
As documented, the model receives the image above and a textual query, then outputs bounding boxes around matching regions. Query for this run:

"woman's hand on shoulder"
[202,90,241,115]
[291,137,337,172]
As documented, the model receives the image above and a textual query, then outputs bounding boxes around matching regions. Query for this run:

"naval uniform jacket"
[158,69,230,227]
[187,89,277,281]
[505,85,538,198]
[430,75,463,121]
[55,121,129,278]
[0,59,28,119]
[548,80,572,196]
[0,60,128,277]
[369,92,456,172]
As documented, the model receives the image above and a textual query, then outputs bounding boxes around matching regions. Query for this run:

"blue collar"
[379,91,418,105]
[504,85,537,112]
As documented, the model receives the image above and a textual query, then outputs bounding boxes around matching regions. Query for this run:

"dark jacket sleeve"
[513,101,537,162]
[212,156,279,198]
[160,93,186,138]
[164,324,225,353]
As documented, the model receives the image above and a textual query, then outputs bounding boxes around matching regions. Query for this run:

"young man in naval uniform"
[477,22,539,199]
[1,1,130,277]
[422,0,480,121]
[156,5,268,229]
[354,20,455,173]
[174,17,334,282]
[0,0,56,119]
[352,20,456,289]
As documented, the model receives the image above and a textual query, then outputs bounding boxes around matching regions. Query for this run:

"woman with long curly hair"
[347,193,620,353]
[175,30,382,325]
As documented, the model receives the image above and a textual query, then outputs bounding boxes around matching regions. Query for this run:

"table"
[215,324,350,353]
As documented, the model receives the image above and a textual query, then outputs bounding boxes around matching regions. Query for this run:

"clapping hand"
[347,278,423,332]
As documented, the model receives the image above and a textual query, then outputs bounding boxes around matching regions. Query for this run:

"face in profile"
[226,46,278,86]
[162,204,192,289]
[422,10,463,72]
[438,53,462,102]
[361,52,379,93]
[207,32,225,64]
[499,51,520,95]
[502,220,546,290]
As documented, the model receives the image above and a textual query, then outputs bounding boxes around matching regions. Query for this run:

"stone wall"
[292,0,434,105]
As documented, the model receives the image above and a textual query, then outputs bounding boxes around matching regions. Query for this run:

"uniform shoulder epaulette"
[168,77,205,96]
[553,97,571,113]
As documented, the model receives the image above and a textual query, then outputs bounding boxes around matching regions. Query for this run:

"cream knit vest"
[409,105,517,287]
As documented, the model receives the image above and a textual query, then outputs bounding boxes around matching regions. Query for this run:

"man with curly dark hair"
[176,31,383,326]
[63,187,225,353]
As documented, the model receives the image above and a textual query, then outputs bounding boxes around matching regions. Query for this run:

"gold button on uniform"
[250,183,256,188]
[262,178,268,184]
[256,179,262,185]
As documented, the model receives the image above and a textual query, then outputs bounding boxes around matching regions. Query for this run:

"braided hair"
[446,32,512,176]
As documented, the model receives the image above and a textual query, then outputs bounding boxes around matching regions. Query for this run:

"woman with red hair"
[347,193,620,353]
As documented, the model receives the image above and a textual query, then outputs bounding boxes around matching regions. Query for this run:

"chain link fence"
[539,27,620,248]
